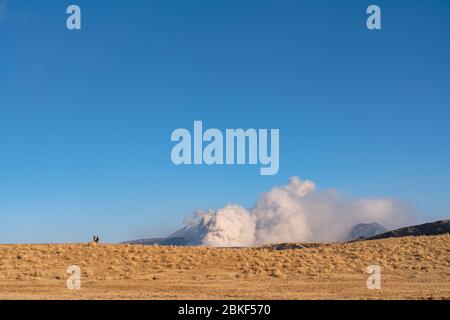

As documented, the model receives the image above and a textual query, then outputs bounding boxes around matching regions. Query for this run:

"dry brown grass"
[0,235,449,299]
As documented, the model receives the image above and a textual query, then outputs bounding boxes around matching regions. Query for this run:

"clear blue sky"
[1,0,449,243]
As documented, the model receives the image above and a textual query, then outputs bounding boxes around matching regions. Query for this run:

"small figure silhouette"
[93,235,99,243]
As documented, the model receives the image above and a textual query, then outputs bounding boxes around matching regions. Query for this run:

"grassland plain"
[0,235,449,299]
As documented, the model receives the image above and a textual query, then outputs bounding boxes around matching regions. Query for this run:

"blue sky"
[0,0,449,243]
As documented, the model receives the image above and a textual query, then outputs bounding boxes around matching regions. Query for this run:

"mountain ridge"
[363,219,450,241]
[122,219,450,246]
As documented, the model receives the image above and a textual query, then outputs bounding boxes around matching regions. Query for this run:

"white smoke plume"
[183,177,414,247]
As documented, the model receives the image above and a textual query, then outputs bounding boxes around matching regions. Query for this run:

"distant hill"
[365,219,450,240]
[122,237,188,246]
[122,224,204,246]
[347,222,387,240]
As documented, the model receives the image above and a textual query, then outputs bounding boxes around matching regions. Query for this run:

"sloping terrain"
[0,235,449,299]
[366,220,450,240]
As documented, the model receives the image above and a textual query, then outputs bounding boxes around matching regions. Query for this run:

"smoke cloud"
[183,177,414,246]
